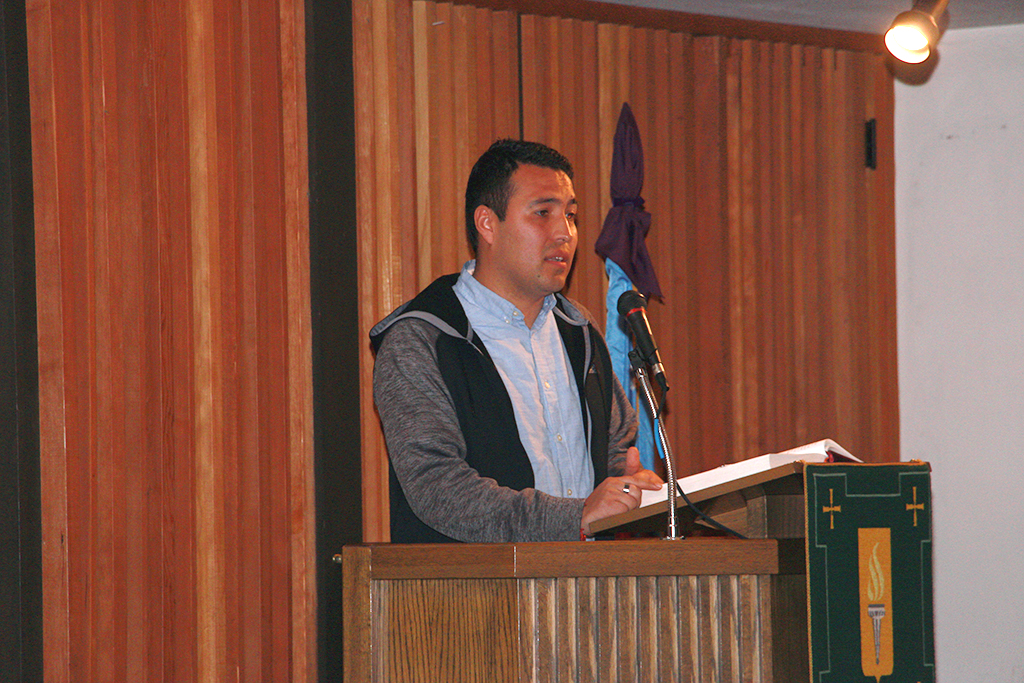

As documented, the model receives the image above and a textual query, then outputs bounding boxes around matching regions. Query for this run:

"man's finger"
[623,446,642,475]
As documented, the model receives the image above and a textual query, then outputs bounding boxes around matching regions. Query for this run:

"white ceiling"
[602,0,1024,33]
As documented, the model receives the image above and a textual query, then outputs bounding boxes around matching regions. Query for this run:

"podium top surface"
[342,537,803,580]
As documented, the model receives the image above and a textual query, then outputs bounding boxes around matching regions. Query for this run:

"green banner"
[805,463,935,682]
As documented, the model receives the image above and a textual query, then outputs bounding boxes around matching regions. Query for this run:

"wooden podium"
[342,461,934,682]
[342,537,808,682]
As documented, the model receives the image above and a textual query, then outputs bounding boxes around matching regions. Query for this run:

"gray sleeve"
[606,368,637,477]
[569,298,638,479]
[373,319,585,542]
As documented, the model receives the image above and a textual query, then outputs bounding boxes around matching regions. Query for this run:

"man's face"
[478,163,578,311]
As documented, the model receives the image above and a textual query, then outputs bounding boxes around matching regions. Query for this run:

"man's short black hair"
[464,139,574,255]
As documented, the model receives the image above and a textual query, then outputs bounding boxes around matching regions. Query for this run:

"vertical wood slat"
[390,572,776,683]
[27,0,314,679]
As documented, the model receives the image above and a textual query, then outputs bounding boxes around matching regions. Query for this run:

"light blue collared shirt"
[453,261,593,499]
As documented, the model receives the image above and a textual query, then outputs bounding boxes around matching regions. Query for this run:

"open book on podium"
[590,439,862,537]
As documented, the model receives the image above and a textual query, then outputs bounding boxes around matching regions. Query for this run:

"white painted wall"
[896,24,1024,682]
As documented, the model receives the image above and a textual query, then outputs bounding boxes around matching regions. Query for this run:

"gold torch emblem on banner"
[859,528,894,680]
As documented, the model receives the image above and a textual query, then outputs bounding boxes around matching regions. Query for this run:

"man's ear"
[474,205,498,247]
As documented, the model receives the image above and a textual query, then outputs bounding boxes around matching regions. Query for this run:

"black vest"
[371,274,614,543]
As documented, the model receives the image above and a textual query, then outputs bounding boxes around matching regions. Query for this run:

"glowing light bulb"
[884,9,940,64]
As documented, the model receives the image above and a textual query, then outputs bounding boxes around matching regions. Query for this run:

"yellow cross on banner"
[906,486,924,527]
[823,488,841,530]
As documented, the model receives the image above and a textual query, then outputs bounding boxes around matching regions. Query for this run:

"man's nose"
[554,216,575,243]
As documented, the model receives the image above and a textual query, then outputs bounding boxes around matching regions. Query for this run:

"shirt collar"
[454,260,558,330]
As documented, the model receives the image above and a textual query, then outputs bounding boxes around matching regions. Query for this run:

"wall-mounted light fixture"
[885,0,949,63]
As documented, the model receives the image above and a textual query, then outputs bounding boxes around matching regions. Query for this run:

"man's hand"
[580,447,665,537]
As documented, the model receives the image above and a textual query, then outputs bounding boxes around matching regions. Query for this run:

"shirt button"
[544,380,551,389]
[556,434,563,442]
[567,488,573,496]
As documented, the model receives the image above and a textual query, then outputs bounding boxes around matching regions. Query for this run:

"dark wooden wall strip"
[1,0,43,678]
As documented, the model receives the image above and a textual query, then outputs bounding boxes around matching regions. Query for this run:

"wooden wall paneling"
[833,49,859,448]
[565,17,604,321]
[819,47,846,446]
[438,3,464,276]
[184,0,230,679]
[452,4,475,238]
[121,1,163,679]
[816,47,842,440]
[845,51,870,458]
[662,31,696,476]
[47,0,94,678]
[28,0,315,677]
[574,20,602,322]
[787,44,809,446]
[753,40,776,455]
[595,21,616,287]
[354,0,404,543]
[92,0,125,677]
[489,9,520,141]
[738,39,761,459]
[469,6,493,150]
[154,0,199,675]
[691,35,731,474]
[518,13,537,137]
[277,0,317,662]
[867,55,898,461]
[519,14,557,147]
[412,0,433,286]
[723,36,742,465]
[426,2,457,281]
[214,2,248,679]
[796,45,822,445]
[771,42,793,449]
[21,8,65,681]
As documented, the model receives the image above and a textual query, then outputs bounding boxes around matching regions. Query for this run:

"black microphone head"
[617,289,648,316]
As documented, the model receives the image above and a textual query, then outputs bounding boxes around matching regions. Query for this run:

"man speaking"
[370,139,662,543]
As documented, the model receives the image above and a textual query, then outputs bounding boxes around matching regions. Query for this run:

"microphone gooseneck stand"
[629,349,681,540]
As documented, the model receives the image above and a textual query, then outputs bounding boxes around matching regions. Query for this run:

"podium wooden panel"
[342,539,808,682]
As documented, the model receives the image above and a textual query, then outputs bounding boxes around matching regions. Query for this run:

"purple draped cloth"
[594,102,662,299]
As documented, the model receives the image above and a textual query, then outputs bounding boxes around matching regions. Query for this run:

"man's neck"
[471,263,546,328]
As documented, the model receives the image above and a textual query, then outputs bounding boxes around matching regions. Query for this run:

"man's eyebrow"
[527,197,578,208]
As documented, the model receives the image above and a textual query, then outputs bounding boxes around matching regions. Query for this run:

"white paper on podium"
[639,439,860,508]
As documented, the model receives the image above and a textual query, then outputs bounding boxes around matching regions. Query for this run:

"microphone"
[617,290,668,391]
